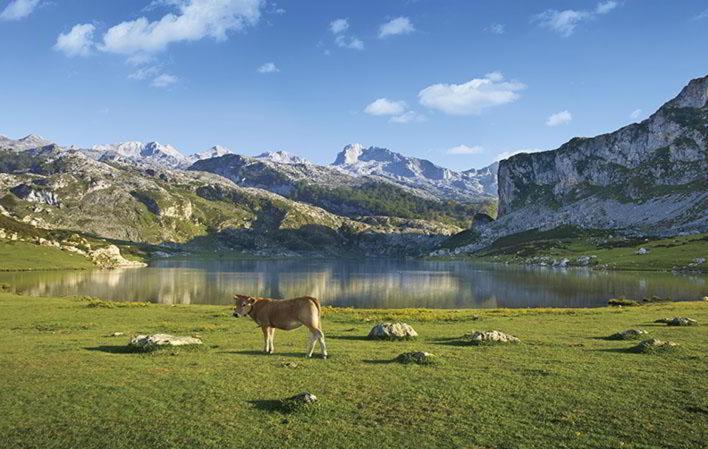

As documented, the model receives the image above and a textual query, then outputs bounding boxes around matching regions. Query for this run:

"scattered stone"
[608,329,647,340]
[128,333,202,351]
[281,362,299,368]
[635,247,649,255]
[108,332,125,337]
[693,258,705,265]
[368,322,418,340]
[553,258,570,268]
[463,330,520,345]
[281,392,318,411]
[575,255,597,266]
[631,338,678,353]
[654,317,698,326]
[395,351,436,365]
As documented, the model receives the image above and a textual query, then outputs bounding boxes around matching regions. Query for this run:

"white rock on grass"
[608,329,647,340]
[464,330,519,345]
[128,333,202,350]
[368,322,418,340]
[636,247,649,255]
[283,392,318,407]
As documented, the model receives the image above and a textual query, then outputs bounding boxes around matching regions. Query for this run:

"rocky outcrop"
[608,329,648,340]
[395,351,436,364]
[494,75,707,237]
[89,245,147,269]
[463,330,519,345]
[128,334,202,351]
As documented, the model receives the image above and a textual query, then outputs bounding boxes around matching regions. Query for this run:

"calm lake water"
[1,258,706,308]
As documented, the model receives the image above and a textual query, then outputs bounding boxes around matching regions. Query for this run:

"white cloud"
[447,145,483,155]
[378,17,414,38]
[335,34,364,50]
[54,24,96,57]
[390,111,425,124]
[329,18,349,34]
[418,72,525,115]
[99,0,263,55]
[533,1,618,37]
[629,109,642,120]
[330,17,363,50]
[485,23,505,34]
[364,98,407,116]
[257,62,279,73]
[128,65,162,80]
[151,73,178,88]
[595,1,617,14]
[494,148,544,162]
[0,0,40,21]
[546,110,572,126]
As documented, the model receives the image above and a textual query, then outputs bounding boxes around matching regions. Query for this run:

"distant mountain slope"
[332,144,498,199]
[440,75,708,255]
[0,134,52,152]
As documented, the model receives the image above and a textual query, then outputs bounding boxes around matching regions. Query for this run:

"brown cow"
[232,294,327,359]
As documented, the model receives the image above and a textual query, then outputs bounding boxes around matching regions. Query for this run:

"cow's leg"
[306,331,318,358]
[317,329,328,359]
[261,326,269,353]
[267,327,275,354]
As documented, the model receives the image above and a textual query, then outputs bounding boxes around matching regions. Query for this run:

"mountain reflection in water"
[1,258,705,309]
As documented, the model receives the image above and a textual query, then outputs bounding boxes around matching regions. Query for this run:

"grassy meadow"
[0,292,706,449]
[0,241,95,271]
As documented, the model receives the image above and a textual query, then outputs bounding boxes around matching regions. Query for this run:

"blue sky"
[0,0,706,169]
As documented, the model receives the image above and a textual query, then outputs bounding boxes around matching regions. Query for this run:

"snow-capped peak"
[333,143,366,165]
[90,141,190,168]
[190,145,232,162]
[256,150,310,165]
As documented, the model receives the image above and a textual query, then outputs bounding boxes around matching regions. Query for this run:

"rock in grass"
[109,332,125,337]
[368,322,418,340]
[280,392,318,412]
[631,338,678,353]
[463,330,519,345]
[608,329,647,340]
[654,317,698,326]
[396,351,436,365]
[128,333,202,351]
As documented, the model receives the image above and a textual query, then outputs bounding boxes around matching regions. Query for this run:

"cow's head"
[233,294,256,318]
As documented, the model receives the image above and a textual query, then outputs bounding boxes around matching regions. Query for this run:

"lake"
[1,257,706,308]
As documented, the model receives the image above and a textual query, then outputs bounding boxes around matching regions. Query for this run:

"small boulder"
[395,351,436,365]
[368,322,418,340]
[128,333,202,351]
[635,247,649,255]
[631,338,678,353]
[654,317,698,326]
[280,392,318,412]
[608,329,647,340]
[108,332,125,337]
[463,330,519,345]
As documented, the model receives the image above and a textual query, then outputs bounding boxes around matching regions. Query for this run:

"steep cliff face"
[496,76,707,234]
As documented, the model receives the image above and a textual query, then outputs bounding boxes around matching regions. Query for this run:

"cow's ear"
[247,296,257,304]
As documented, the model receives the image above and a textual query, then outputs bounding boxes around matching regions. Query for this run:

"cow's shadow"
[220,350,309,358]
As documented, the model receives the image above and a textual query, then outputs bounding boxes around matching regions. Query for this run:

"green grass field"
[0,292,706,449]
[0,241,95,271]
[472,230,708,272]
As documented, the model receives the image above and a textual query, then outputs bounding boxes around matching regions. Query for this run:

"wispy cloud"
[447,145,483,155]
[378,17,415,38]
[151,73,178,88]
[485,23,505,35]
[330,17,363,50]
[533,1,617,37]
[257,62,279,73]
[418,72,525,115]
[495,148,544,162]
[0,0,41,21]
[629,109,642,120]
[54,24,96,57]
[546,110,572,126]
